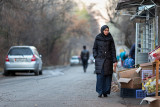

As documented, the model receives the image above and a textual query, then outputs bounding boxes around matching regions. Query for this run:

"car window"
[8,48,33,55]
[33,49,39,56]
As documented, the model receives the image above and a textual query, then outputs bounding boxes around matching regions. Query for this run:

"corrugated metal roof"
[116,0,160,10]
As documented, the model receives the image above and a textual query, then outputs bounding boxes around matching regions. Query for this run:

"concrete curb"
[43,65,69,70]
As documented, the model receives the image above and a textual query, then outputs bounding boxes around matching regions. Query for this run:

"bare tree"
[105,0,135,47]
[0,0,96,66]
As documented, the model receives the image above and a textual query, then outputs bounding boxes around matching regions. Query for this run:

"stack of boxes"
[118,62,160,98]
[117,62,160,106]
[118,68,142,98]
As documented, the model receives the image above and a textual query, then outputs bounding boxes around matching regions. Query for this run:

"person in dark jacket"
[93,25,117,98]
[129,43,135,60]
[80,45,89,72]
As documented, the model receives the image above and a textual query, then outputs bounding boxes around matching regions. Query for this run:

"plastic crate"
[120,88,137,98]
[136,90,146,99]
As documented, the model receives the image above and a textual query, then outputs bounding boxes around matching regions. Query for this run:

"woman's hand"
[114,62,117,67]
[113,62,117,73]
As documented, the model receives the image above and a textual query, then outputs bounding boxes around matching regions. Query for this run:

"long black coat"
[93,33,117,75]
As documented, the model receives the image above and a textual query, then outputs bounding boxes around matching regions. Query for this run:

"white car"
[88,55,95,64]
[4,46,43,76]
[70,56,81,66]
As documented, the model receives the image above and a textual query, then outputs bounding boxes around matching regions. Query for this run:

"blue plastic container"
[136,90,146,99]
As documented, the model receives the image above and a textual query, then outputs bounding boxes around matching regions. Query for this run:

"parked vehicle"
[88,55,95,64]
[70,56,81,66]
[4,46,43,76]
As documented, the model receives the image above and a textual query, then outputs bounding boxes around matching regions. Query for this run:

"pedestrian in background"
[129,43,135,61]
[80,45,89,73]
[120,50,127,66]
[93,25,117,98]
[122,43,135,68]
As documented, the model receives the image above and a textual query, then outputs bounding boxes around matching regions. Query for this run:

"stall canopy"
[116,0,160,10]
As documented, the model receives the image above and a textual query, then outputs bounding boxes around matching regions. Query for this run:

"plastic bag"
[123,58,135,68]
[149,46,160,62]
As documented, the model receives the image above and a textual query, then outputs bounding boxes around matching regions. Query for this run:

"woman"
[93,25,117,97]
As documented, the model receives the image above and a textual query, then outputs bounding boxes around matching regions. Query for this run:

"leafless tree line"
[105,0,135,47]
[0,0,94,66]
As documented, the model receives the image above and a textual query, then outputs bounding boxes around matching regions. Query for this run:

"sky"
[76,0,109,28]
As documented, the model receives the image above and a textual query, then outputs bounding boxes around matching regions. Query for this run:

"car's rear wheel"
[3,69,10,76]
[34,70,39,76]
[34,67,39,76]
[34,65,39,76]
[39,70,43,75]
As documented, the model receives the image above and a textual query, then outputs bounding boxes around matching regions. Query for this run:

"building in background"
[116,0,160,65]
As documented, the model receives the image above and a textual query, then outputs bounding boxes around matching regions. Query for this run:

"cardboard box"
[119,68,140,78]
[117,69,127,79]
[118,77,142,89]
[140,62,153,69]
[140,62,152,67]
[142,67,153,70]
[141,96,160,107]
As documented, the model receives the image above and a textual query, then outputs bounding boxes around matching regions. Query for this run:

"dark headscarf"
[100,25,109,34]
[100,25,112,40]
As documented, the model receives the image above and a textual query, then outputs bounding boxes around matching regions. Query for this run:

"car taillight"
[31,55,36,61]
[6,55,9,62]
